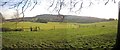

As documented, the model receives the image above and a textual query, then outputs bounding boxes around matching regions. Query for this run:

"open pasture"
[1,21,118,49]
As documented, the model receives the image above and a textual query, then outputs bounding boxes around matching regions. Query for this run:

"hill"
[5,14,109,23]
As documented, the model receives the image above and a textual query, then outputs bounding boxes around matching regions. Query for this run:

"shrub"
[13,28,23,31]
[108,18,115,21]
[1,28,23,32]
[1,28,12,32]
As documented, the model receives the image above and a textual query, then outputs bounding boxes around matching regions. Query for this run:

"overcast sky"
[0,0,120,19]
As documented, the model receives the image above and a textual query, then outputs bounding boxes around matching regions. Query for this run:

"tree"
[13,9,19,28]
[108,18,115,21]
[0,0,120,49]
[0,13,4,23]
[112,1,120,49]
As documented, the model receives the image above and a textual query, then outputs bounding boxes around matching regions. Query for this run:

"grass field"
[2,21,118,49]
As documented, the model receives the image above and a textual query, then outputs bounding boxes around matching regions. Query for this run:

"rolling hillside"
[5,14,109,23]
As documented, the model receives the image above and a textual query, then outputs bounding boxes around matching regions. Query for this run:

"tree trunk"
[112,1,120,49]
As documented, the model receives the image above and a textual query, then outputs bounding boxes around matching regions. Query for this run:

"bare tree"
[13,8,19,28]
[0,13,4,23]
[0,0,39,22]
[10,8,20,28]
[0,0,117,22]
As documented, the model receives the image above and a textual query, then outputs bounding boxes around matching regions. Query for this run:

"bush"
[1,28,12,32]
[102,25,105,27]
[13,28,23,31]
[108,18,115,21]
[1,28,23,32]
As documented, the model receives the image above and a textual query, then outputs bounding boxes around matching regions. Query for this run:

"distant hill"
[5,14,109,23]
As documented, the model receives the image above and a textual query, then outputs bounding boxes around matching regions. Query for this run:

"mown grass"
[2,21,118,49]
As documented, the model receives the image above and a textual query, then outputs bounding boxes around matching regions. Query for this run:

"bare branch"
[22,7,25,21]
[22,0,28,10]
[53,1,59,12]
[20,0,28,21]
[58,0,64,14]
[9,0,24,9]
[47,0,55,10]
[69,0,80,12]
[75,2,83,13]
[105,0,109,5]
[69,0,72,11]
[89,2,93,7]
[73,2,79,7]
[30,0,38,11]
[114,0,116,3]
[23,0,32,12]
[1,2,7,6]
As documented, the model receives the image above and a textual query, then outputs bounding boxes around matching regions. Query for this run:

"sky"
[0,0,120,19]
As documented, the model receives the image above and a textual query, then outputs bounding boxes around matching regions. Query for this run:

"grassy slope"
[2,21,118,48]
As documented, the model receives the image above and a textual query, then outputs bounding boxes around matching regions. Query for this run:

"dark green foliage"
[1,28,11,32]
[108,18,115,21]
[35,18,48,23]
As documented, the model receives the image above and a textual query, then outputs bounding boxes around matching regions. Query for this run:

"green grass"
[2,21,118,49]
